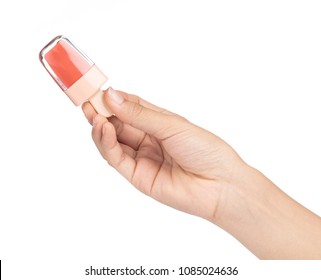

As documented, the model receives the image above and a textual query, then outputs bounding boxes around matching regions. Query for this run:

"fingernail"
[108,87,124,105]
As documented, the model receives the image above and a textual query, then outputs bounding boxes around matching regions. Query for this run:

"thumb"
[105,88,186,139]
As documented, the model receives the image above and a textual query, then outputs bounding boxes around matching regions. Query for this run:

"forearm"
[214,165,321,259]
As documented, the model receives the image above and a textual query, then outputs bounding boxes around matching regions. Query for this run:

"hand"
[82,88,245,222]
[82,88,321,259]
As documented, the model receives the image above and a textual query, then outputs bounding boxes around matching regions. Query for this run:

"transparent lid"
[39,35,94,91]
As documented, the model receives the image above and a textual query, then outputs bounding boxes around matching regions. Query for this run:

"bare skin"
[82,88,321,259]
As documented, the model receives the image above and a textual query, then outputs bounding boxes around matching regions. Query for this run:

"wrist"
[210,163,276,256]
[210,163,263,226]
[211,163,321,259]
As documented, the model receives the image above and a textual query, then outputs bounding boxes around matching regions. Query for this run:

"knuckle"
[127,102,145,120]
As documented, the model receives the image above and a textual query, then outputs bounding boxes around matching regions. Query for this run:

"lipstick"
[39,35,112,117]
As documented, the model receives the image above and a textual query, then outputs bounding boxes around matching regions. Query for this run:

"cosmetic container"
[39,35,112,117]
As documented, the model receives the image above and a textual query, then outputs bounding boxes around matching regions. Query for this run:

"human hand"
[82,88,321,259]
[82,88,246,222]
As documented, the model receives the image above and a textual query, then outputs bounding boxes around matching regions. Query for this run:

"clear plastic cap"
[39,35,94,91]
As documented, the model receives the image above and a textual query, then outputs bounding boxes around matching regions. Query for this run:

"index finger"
[82,101,98,125]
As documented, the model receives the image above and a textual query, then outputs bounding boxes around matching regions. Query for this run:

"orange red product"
[39,36,112,117]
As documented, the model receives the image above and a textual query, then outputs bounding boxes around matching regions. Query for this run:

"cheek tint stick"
[39,35,112,117]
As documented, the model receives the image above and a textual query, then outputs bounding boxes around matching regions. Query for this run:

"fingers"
[91,114,137,181]
[108,116,147,150]
[81,89,189,184]
[82,102,97,125]
[82,102,148,150]
[105,88,188,140]
[82,101,138,181]
[91,114,106,149]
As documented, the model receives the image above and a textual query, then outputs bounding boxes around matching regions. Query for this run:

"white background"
[1,0,321,279]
